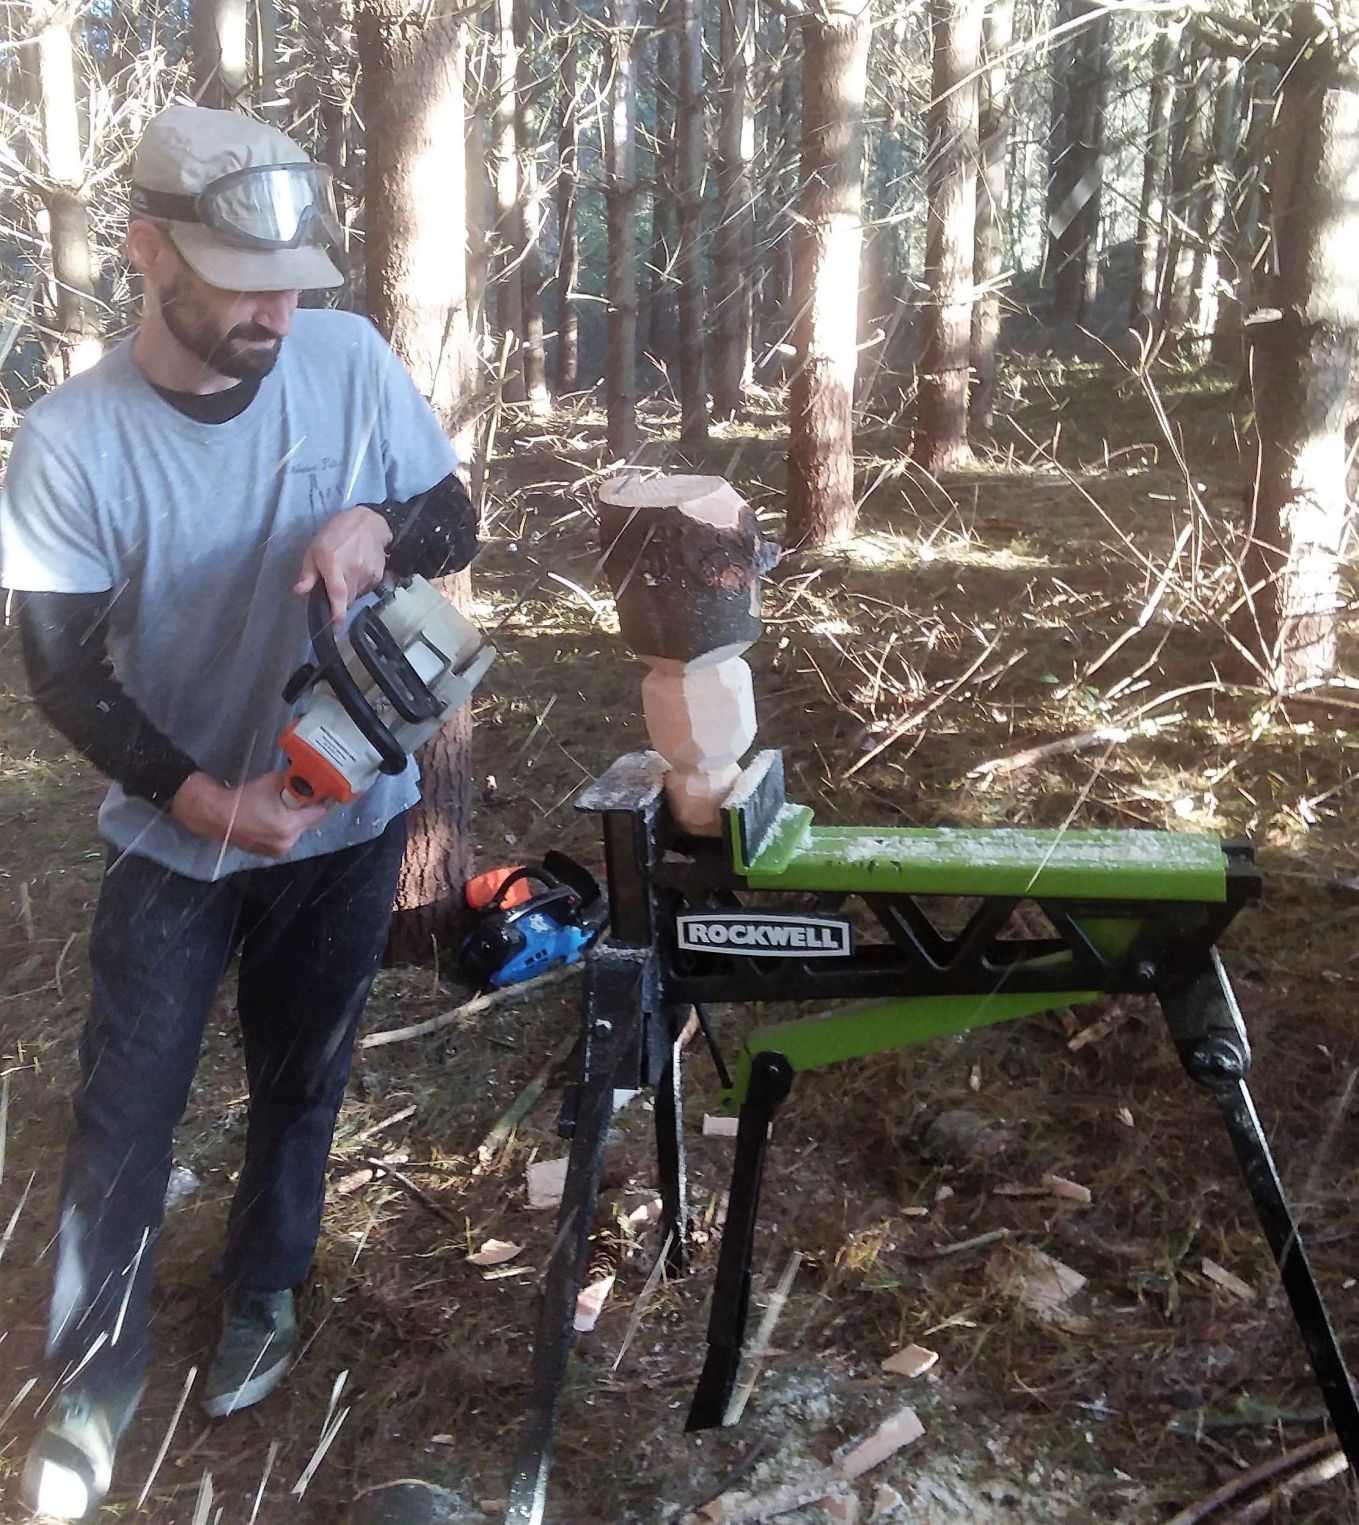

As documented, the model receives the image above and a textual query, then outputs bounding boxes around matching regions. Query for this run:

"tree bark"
[1185,55,1244,356]
[784,0,871,548]
[1244,2,1359,689]
[255,0,280,121]
[766,19,801,376]
[605,0,639,457]
[1050,0,1110,320]
[554,0,580,393]
[1160,39,1212,344]
[1212,65,1276,370]
[490,0,525,402]
[969,0,1013,431]
[1129,19,1177,337]
[31,1,100,380]
[1243,3,1359,690]
[1042,0,1074,286]
[514,0,550,414]
[711,0,755,420]
[675,0,709,443]
[192,0,249,108]
[646,0,679,374]
[913,0,983,474]
[466,40,491,344]
[356,0,476,961]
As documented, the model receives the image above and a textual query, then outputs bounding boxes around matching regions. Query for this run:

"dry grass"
[1,353,1358,1522]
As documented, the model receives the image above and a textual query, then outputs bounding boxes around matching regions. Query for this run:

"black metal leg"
[1160,953,1359,1472]
[505,949,649,1525]
[686,1051,795,1432]
[655,1018,689,1277]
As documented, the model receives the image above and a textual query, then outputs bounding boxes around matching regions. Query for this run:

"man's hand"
[295,505,393,627]
[171,770,328,858]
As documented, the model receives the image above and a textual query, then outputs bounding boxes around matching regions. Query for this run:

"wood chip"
[466,1238,522,1268]
[881,1344,938,1379]
[823,1492,859,1523]
[1116,1106,1135,1128]
[1202,1256,1255,1303]
[870,1483,903,1519]
[1002,1246,1089,1325]
[934,1184,954,1203]
[526,1156,570,1209]
[1041,1172,1093,1205]
[625,1197,663,1228]
[573,1271,616,1332]
[703,1113,741,1138]
[993,1182,1047,1198]
[838,1405,925,1480]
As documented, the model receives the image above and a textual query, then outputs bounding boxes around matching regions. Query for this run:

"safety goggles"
[130,163,342,252]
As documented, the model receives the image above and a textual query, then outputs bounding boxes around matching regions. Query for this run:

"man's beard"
[160,267,283,381]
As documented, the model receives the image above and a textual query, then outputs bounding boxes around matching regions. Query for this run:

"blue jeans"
[45,815,407,1403]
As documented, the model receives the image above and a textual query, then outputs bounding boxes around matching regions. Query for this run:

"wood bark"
[1129,19,1177,337]
[1212,66,1276,370]
[356,0,476,961]
[191,0,249,108]
[1243,3,1359,689]
[766,19,801,375]
[466,40,491,343]
[513,0,550,414]
[490,0,525,402]
[784,0,872,548]
[1161,40,1213,343]
[711,0,755,419]
[554,0,580,393]
[646,0,679,373]
[675,0,708,443]
[1050,0,1110,320]
[255,0,280,122]
[969,0,1013,431]
[1042,0,1074,286]
[32,2,100,380]
[913,0,983,474]
[605,0,639,457]
[1185,55,1244,355]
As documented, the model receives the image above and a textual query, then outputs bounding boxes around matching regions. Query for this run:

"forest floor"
[2,346,1359,1525]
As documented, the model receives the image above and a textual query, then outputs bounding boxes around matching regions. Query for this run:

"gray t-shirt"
[0,308,458,880]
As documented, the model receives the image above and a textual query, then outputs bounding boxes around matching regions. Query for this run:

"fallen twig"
[969,727,1132,778]
[359,964,582,1049]
[902,1226,1012,1260]
[1165,1432,1343,1524]
[476,1029,581,1166]
[1227,1447,1348,1522]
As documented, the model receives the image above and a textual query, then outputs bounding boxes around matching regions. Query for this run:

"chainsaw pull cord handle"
[304,584,408,777]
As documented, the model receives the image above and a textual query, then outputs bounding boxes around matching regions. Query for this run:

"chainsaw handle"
[305,584,407,777]
[496,886,579,924]
[486,865,566,913]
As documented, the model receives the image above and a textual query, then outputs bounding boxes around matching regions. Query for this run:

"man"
[0,105,477,1519]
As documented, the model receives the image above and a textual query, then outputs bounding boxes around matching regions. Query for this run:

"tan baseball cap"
[131,105,343,292]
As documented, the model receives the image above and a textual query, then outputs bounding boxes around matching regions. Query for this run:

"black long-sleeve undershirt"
[16,472,480,807]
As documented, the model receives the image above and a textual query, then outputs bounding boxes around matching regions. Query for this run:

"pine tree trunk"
[555,0,580,393]
[490,0,525,402]
[1051,1,1110,320]
[675,0,708,444]
[784,0,871,548]
[514,0,550,414]
[1129,19,1177,337]
[1185,56,1243,357]
[1161,41,1212,344]
[1243,4,1359,690]
[356,0,476,962]
[646,0,679,374]
[1212,66,1275,370]
[255,0,280,121]
[768,24,801,375]
[605,0,639,457]
[31,2,100,380]
[711,0,755,420]
[192,0,249,108]
[969,0,1013,431]
[1043,0,1074,286]
[466,51,491,342]
[913,0,982,474]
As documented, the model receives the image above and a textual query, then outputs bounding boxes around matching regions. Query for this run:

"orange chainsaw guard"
[279,718,359,808]
[465,865,532,910]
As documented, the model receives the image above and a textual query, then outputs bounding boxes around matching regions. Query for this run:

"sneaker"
[20,1383,141,1521]
[201,1288,298,1418]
